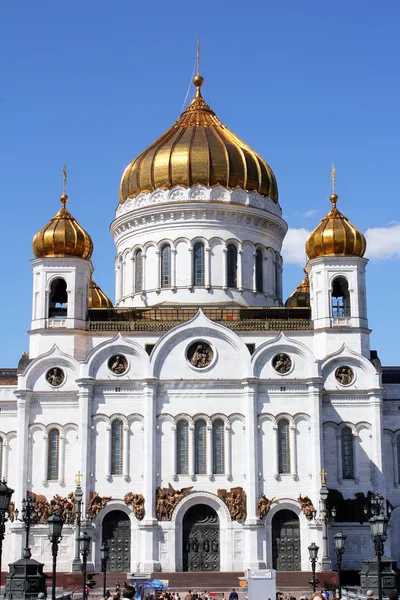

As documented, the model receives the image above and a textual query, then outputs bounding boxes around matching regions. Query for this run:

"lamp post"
[370,513,389,600]
[100,542,110,598]
[78,532,91,600]
[15,493,37,558]
[334,531,347,599]
[48,514,64,600]
[72,473,84,572]
[0,479,14,595]
[308,543,319,593]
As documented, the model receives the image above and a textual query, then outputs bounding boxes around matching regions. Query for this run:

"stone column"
[205,246,211,290]
[290,424,297,480]
[14,390,31,560]
[171,248,177,292]
[139,379,161,572]
[368,390,385,494]
[225,424,232,481]
[42,433,48,485]
[237,248,243,291]
[189,424,195,480]
[272,424,279,479]
[123,425,129,481]
[59,433,66,486]
[76,379,94,508]
[222,248,228,290]
[155,249,161,293]
[106,425,112,481]
[242,379,265,569]
[171,425,177,481]
[207,425,213,480]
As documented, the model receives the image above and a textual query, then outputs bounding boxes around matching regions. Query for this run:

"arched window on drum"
[111,419,124,475]
[212,420,225,474]
[160,244,171,288]
[192,242,205,287]
[134,250,143,293]
[332,277,350,318]
[49,278,67,318]
[177,420,189,475]
[278,419,290,474]
[255,248,263,292]
[227,244,238,288]
[195,420,207,474]
[341,427,354,479]
[47,429,60,480]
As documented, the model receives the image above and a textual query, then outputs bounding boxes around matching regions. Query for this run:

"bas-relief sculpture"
[257,494,275,519]
[335,365,354,385]
[156,484,193,521]
[297,494,315,520]
[218,487,246,523]
[108,354,128,374]
[87,491,111,518]
[23,492,76,524]
[187,342,213,368]
[124,492,145,520]
[46,367,65,387]
[272,353,292,374]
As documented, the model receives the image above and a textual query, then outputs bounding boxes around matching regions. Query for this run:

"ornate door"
[102,510,131,572]
[183,504,220,571]
[272,510,301,571]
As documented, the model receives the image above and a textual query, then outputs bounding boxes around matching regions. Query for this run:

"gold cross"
[320,469,328,485]
[63,164,67,195]
[196,37,201,76]
[331,163,336,195]
[75,470,82,486]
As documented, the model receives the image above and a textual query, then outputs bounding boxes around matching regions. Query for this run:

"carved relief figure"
[124,492,145,521]
[50,493,76,524]
[108,354,128,375]
[87,491,111,519]
[156,484,193,521]
[46,367,65,387]
[187,342,213,369]
[28,492,51,524]
[335,366,354,386]
[8,501,15,522]
[257,494,275,519]
[218,487,246,523]
[298,495,315,520]
[272,353,292,374]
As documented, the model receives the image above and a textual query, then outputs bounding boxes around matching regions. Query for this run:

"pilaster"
[76,378,95,507]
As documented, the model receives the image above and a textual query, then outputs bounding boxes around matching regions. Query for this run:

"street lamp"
[78,532,92,600]
[48,514,64,600]
[0,479,14,595]
[334,531,347,599]
[308,543,319,593]
[15,493,37,558]
[100,542,110,598]
[370,513,389,600]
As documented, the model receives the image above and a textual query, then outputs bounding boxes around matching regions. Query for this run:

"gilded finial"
[193,38,204,97]
[320,468,328,485]
[75,470,82,486]
[330,163,338,207]
[61,164,68,206]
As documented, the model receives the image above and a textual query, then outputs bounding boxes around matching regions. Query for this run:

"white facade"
[0,176,397,575]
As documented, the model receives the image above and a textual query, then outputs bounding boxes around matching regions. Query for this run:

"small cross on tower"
[320,469,328,485]
[75,470,83,486]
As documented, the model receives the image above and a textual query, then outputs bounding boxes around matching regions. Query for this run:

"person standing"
[229,589,238,600]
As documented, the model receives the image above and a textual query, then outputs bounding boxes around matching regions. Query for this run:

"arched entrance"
[183,504,220,572]
[102,510,131,572]
[272,509,300,571]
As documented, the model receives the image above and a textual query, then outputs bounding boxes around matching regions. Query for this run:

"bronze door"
[102,510,131,572]
[183,504,220,572]
[272,510,301,571]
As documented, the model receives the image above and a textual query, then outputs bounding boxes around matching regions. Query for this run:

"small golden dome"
[306,194,366,260]
[32,194,93,260]
[119,75,278,204]
[285,272,310,308]
[88,277,113,309]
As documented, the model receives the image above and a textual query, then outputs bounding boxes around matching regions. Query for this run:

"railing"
[88,319,312,332]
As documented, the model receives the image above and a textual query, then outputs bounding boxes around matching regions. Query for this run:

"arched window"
[111,420,123,475]
[160,244,171,288]
[332,277,350,318]
[0,436,3,479]
[341,427,354,479]
[49,278,67,318]
[255,248,263,292]
[227,245,238,288]
[278,419,290,474]
[134,250,143,293]
[212,419,225,474]
[195,420,207,474]
[192,242,205,287]
[177,421,189,474]
[47,429,60,480]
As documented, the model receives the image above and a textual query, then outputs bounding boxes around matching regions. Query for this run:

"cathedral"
[0,71,399,577]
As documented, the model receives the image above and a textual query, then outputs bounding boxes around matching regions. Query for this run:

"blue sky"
[1,1,399,366]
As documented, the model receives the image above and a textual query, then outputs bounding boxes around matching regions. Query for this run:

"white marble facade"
[0,178,398,576]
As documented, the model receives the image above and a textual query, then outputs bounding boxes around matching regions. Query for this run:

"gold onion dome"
[32,194,93,260]
[285,272,310,308]
[89,277,113,309]
[306,194,366,260]
[119,75,278,204]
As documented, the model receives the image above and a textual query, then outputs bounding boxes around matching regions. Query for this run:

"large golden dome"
[88,277,113,309]
[119,75,278,204]
[32,194,93,260]
[306,194,366,260]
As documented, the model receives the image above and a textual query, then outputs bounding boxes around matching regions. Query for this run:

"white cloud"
[282,228,310,265]
[302,209,318,217]
[365,224,400,260]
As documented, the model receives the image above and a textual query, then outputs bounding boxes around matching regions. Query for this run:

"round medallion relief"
[108,354,128,375]
[187,342,213,369]
[272,353,292,374]
[46,367,65,387]
[335,365,354,386]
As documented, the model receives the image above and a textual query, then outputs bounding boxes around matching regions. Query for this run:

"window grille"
[0,437,3,480]
[212,420,225,474]
[195,420,207,474]
[255,249,263,292]
[111,420,124,475]
[227,245,238,288]
[160,244,171,288]
[278,419,290,474]
[332,277,350,318]
[177,421,189,474]
[47,429,60,480]
[193,243,205,287]
[135,250,143,293]
[341,427,354,479]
